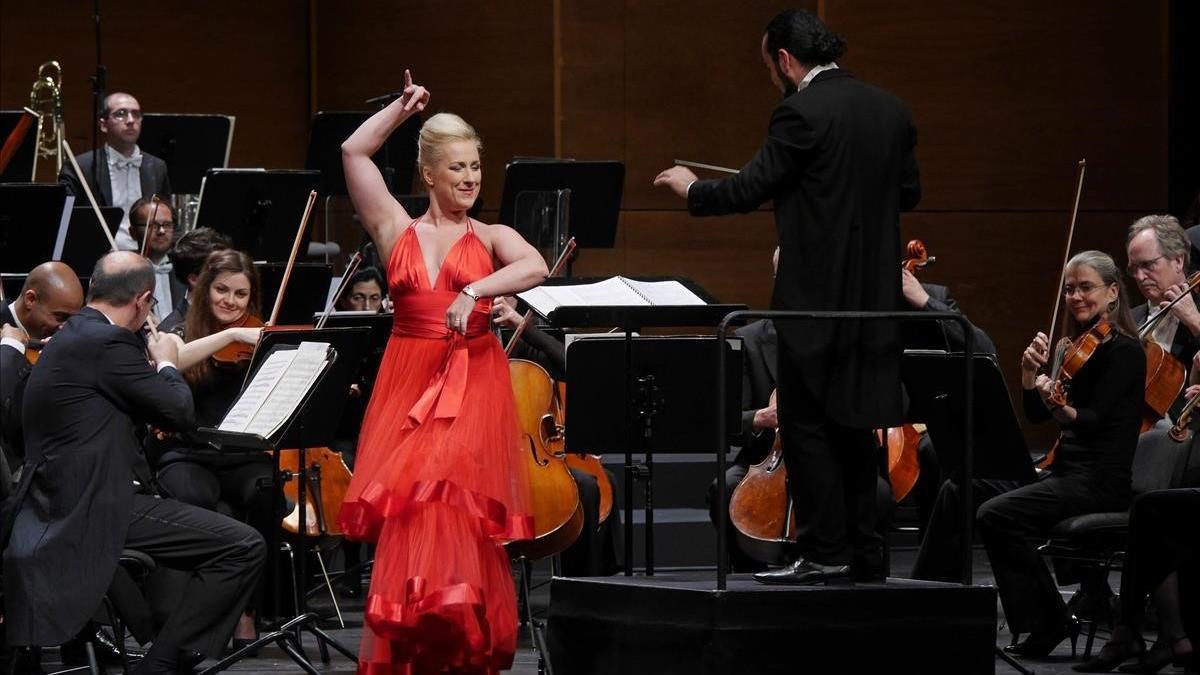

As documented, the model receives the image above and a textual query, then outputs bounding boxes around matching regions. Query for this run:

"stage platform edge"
[546,573,997,675]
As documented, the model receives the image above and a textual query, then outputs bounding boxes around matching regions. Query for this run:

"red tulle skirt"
[340,331,532,674]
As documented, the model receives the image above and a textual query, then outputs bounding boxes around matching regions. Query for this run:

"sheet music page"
[217,348,297,433]
[518,277,647,315]
[620,278,706,306]
[241,342,330,437]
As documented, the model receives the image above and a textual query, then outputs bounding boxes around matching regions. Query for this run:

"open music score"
[218,341,331,438]
[517,276,705,317]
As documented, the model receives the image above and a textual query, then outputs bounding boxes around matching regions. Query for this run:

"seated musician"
[128,198,186,320]
[3,251,265,675]
[711,248,994,571]
[1,262,84,468]
[914,250,1145,660]
[336,266,387,313]
[150,248,274,647]
[58,92,171,251]
[159,227,233,332]
[492,295,622,576]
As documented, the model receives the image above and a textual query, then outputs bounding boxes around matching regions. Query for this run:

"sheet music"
[619,277,705,305]
[218,342,330,437]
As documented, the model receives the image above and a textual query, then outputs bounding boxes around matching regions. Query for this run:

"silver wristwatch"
[461,285,481,301]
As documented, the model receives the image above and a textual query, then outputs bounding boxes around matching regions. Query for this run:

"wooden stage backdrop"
[0,0,1175,447]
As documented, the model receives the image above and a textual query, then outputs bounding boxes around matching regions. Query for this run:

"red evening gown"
[339,219,533,674]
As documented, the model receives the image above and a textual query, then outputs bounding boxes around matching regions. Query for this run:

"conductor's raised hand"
[400,69,430,115]
[652,166,698,199]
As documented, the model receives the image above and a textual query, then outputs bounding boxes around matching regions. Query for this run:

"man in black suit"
[59,92,171,251]
[656,9,920,584]
[4,252,265,675]
[1,262,84,466]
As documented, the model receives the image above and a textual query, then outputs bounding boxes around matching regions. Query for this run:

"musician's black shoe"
[753,557,850,585]
[61,627,130,666]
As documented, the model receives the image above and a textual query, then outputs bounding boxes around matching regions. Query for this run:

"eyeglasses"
[133,221,175,233]
[1063,283,1106,298]
[1127,255,1165,276]
[108,108,143,121]
[145,294,159,310]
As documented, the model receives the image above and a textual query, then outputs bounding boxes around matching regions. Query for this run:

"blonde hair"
[417,112,482,172]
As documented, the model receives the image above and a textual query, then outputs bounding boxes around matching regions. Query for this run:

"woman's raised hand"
[400,69,430,114]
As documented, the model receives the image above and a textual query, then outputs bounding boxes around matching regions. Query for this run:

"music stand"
[901,350,1036,484]
[59,206,121,275]
[0,111,37,182]
[192,327,370,675]
[139,113,235,194]
[306,111,419,196]
[194,169,320,261]
[523,277,745,576]
[498,159,624,249]
[257,262,332,325]
[0,183,71,273]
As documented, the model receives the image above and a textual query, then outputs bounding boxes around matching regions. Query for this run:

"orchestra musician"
[915,250,1145,658]
[150,248,271,646]
[654,9,921,585]
[338,73,549,672]
[159,226,234,332]
[128,198,186,319]
[3,251,265,675]
[58,92,171,251]
[336,266,387,313]
[0,262,84,467]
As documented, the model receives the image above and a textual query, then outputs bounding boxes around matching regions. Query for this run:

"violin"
[278,446,354,539]
[210,312,265,368]
[1137,272,1200,434]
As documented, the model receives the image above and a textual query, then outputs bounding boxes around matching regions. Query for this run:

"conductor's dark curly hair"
[765,10,847,67]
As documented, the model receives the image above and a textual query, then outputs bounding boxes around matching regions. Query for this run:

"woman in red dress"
[339,70,549,674]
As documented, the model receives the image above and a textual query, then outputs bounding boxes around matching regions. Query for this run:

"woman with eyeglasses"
[913,250,1146,658]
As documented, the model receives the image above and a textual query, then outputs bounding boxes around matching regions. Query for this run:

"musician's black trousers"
[126,494,265,659]
[1117,488,1200,634]
[776,363,880,569]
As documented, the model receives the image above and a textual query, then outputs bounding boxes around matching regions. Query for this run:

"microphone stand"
[89,0,106,192]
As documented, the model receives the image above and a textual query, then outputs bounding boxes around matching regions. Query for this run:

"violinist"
[159,227,233,332]
[1,262,84,466]
[4,251,264,675]
[915,250,1145,658]
[151,249,272,648]
[129,198,186,317]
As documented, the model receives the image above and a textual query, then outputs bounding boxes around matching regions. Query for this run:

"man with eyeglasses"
[59,92,172,251]
[1126,214,1200,420]
[129,197,186,318]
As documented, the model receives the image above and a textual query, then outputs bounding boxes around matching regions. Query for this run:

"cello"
[728,391,794,565]
[885,239,935,502]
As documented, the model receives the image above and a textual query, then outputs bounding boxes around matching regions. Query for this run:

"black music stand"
[194,169,320,261]
[139,113,235,194]
[498,159,624,250]
[256,262,333,325]
[306,111,419,196]
[59,205,121,275]
[192,328,369,675]
[0,111,37,182]
[901,351,1036,484]
[0,183,71,273]
[522,277,745,576]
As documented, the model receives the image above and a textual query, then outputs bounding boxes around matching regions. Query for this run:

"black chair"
[1037,426,1195,656]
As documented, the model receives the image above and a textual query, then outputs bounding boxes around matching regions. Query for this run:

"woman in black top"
[993,250,1146,656]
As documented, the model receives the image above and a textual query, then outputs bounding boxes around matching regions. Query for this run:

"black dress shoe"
[753,557,850,585]
[1005,616,1081,658]
[61,627,128,666]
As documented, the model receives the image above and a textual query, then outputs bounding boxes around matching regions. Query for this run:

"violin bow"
[267,189,319,327]
[315,251,364,330]
[1046,159,1087,351]
[504,237,577,356]
[61,139,119,251]
[139,194,161,258]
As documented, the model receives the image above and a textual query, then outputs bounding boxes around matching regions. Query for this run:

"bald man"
[59,92,171,250]
[4,252,264,675]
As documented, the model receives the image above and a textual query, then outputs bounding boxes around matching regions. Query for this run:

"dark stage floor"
[40,549,1131,674]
